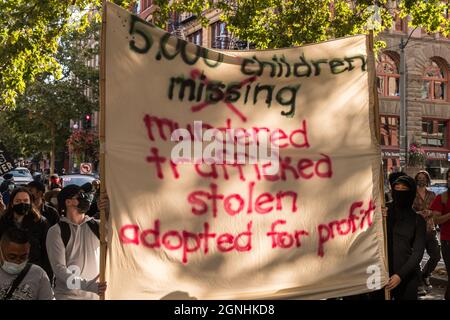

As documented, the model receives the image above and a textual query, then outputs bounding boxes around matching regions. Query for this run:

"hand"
[381,206,388,217]
[386,274,401,291]
[98,281,107,295]
[98,193,109,213]
[420,209,431,219]
[98,193,110,220]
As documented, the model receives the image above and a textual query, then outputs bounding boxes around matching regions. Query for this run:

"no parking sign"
[80,163,92,174]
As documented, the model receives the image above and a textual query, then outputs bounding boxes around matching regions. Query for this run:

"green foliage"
[0,21,100,159]
[0,0,132,109]
[152,0,449,49]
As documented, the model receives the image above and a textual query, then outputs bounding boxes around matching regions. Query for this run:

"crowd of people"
[0,168,449,300]
[0,172,106,300]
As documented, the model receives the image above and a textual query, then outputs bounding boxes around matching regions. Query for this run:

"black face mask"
[392,190,412,209]
[13,203,31,216]
[76,193,92,213]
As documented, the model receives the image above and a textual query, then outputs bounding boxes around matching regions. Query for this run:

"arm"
[0,193,5,215]
[433,211,450,225]
[397,216,426,280]
[45,225,99,294]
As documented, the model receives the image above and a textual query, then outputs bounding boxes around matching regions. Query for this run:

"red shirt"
[429,194,450,241]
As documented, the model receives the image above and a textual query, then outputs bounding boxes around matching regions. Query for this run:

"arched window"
[421,58,448,101]
[377,52,400,97]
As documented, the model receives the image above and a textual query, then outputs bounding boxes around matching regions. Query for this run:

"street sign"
[80,162,92,174]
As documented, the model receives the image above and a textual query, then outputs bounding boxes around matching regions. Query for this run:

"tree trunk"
[50,124,56,175]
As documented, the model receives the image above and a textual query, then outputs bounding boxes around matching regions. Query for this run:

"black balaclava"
[392,175,417,210]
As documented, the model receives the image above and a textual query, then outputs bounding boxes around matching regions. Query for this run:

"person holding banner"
[46,185,106,300]
[386,175,426,300]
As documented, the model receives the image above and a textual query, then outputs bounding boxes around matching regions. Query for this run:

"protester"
[385,171,407,204]
[27,181,60,227]
[46,184,106,300]
[81,181,100,218]
[0,187,52,279]
[0,227,54,300]
[0,173,16,207]
[429,169,450,300]
[412,171,439,295]
[385,175,426,300]
[44,177,62,210]
[49,174,61,191]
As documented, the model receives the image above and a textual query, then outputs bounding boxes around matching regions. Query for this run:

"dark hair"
[27,180,46,194]
[0,227,30,245]
[446,169,450,181]
[414,170,431,186]
[4,187,41,222]
[388,171,407,189]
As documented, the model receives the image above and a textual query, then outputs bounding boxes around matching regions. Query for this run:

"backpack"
[59,220,100,247]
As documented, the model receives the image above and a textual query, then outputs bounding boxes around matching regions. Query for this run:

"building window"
[394,12,406,32]
[421,59,448,101]
[187,29,202,46]
[380,115,400,146]
[211,21,229,49]
[377,52,400,97]
[141,0,152,11]
[421,119,447,147]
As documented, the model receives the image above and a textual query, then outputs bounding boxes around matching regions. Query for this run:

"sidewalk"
[422,253,447,286]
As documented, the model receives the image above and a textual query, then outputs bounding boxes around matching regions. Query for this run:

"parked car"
[9,167,34,186]
[61,174,96,188]
[429,180,447,195]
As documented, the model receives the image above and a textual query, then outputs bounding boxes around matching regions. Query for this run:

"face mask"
[1,260,28,275]
[417,180,427,187]
[0,249,28,275]
[76,193,92,213]
[12,203,31,216]
[392,190,411,209]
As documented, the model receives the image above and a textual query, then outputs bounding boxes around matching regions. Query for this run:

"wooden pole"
[99,0,107,301]
[367,31,390,300]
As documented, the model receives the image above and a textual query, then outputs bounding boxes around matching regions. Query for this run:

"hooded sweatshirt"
[387,175,426,298]
[46,215,100,300]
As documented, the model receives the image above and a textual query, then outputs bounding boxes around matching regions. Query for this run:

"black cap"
[81,182,93,193]
[27,180,45,193]
[57,184,82,211]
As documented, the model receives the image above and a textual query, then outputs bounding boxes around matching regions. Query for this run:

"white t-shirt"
[0,264,54,300]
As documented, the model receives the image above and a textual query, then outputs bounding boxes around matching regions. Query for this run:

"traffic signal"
[83,114,92,129]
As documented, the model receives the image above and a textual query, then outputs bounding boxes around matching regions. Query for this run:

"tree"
[0,21,101,173]
[0,0,133,109]
[151,0,450,49]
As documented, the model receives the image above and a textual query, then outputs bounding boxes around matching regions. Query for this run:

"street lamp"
[399,37,407,168]
[399,27,417,169]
